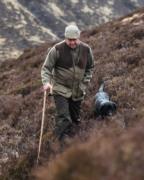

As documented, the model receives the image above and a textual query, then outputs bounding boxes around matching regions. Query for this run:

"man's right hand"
[43,83,53,94]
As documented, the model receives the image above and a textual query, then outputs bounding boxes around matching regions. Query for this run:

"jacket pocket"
[53,84,71,97]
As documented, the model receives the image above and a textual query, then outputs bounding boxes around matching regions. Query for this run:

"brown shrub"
[35,126,144,180]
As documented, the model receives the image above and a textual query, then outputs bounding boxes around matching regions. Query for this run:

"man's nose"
[71,40,76,44]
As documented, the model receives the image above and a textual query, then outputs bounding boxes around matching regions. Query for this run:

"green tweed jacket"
[41,40,94,101]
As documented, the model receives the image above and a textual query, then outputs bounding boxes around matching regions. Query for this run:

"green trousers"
[53,94,82,139]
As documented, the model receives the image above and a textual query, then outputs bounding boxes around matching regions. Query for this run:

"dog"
[94,83,117,118]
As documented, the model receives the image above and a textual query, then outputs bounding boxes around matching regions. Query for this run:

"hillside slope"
[0,0,144,60]
[0,8,144,179]
[36,9,144,179]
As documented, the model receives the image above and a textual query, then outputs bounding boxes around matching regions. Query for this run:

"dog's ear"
[112,102,117,112]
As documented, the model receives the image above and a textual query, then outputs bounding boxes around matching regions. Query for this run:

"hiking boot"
[54,119,73,140]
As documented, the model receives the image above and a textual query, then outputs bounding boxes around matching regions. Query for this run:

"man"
[41,24,94,140]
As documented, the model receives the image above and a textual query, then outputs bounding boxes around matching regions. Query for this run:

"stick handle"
[37,90,47,165]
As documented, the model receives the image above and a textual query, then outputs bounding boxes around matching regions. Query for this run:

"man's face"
[65,38,80,49]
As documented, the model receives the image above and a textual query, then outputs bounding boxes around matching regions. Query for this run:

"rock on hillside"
[0,8,144,179]
[0,0,144,60]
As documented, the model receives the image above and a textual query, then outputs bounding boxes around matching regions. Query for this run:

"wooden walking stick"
[37,90,47,165]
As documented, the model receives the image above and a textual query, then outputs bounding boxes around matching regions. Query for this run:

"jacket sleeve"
[41,46,57,85]
[83,46,94,84]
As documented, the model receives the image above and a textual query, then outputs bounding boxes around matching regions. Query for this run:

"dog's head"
[99,101,117,117]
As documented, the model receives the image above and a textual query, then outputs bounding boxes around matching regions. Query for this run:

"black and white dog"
[94,83,117,118]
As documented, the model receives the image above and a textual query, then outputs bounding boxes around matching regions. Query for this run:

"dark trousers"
[53,94,82,139]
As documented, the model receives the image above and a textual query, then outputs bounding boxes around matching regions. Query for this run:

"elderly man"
[41,24,94,140]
